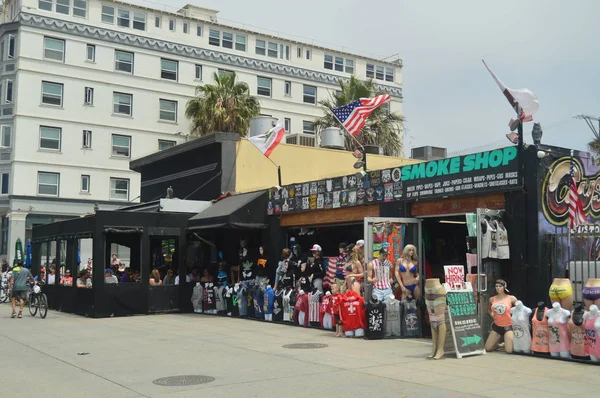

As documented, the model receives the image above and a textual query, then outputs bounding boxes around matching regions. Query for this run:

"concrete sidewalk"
[0,305,596,397]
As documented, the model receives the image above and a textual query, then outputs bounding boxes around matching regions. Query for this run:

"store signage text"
[444,265,465,290]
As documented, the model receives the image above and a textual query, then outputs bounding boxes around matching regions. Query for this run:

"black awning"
[188,191,267,230]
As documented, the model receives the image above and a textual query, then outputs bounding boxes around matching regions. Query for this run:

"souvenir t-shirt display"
[320,293,333,329]
[384,297,401,337]
[294,291,309,327]
[365,300,386,340]
[283,288,292,322]
[401,298,420,337]
[237,285,248,317]
[308,290,323,326]
[226,285,240,317]
[240,251,255,281]
[256,255,268,277]
[273,289,284,322]
[252,285,263,320]
[215,285,227,313]
[568,316,587,358]
[340,290,366,332]
[217,270,228,287]
[191,283,204,313]
[263,286,275,315]
[531,307,550,353]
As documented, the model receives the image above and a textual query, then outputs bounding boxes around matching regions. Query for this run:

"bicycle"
[28,284,48,319]
[0,279,8,303]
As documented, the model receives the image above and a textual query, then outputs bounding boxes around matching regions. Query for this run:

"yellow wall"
[235,140,421,193]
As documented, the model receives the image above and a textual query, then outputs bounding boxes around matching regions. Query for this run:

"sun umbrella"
[13,238,23,266]
[25,240,32,268]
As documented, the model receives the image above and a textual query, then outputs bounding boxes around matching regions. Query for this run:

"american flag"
[331,95,391,136]
[568,157,586,228]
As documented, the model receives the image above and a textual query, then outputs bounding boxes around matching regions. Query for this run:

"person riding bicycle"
[9,261,33,318]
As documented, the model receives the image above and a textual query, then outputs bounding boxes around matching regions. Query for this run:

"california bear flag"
[248,125,285,158]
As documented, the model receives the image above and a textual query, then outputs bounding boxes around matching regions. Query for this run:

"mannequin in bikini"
[583,278,600,310]
[548,278,573,311]
[424,278,447,360]
[546,302,571,358]
[395,244,421,300]
[485,279,517,353]
[345,245,364,295]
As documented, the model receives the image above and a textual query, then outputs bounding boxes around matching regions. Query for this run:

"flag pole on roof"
[247,124,285,188]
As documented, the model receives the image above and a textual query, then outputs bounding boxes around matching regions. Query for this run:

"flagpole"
[566,149,574,278]
[244,137,283,187]
[325,108,368,173]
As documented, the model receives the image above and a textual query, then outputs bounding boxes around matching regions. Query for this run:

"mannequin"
[583,278,600,310]
[331,284,344,337]
[584,304,600,362]
[395,244,421,300]
[341,284,366,337]
[295,289,309,327]
[491,217,510,260]
[256,246,268,280]
[283,286,293,322]
[308,287,323,327]
[237,283,248,317]
[364,296,386,340]
[531,302,549,354]
[510,300,532,353]
[252,284,264,320]
[424,278,446,360]
[225,283,240,317]
[402,295,420,337]
[548,278,573,312]
[272,286,284,322]
[485,279,517,353]
[568,304,587,359]
[368,248,393,301]
[546,302,571,358]
[191,282,204,313]
[320,291,333,330]
[263,283,275,321]
[384,294,401,338]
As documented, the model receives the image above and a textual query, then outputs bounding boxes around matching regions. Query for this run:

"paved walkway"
[0,305,597,397]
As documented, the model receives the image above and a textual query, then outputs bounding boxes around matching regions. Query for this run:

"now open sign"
[444,265,465,290]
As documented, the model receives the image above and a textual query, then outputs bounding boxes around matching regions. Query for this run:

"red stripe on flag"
[263,127,285,158]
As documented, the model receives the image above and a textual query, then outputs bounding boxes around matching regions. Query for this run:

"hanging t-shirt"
[320,294,331,326]
[216,286,228,313]
[401,298,420,337]
[252,286,263,320]
[226,286,240,317]
[207,283,216,312]
[191,284,204,313]
[240,258,255,281]
[339,290,366,332]
[263,286,275,315]
[365,301,386,340]
[495,221,510,259]
[386,223,405,265]
[283,288,292,322]
[256,257,268,277]
[202,283,210,312]
[384,298,401,337]
[294,292,309,327]
[308,291,323,326]
[217,271,228,287]
[237,285,248,317]
[273,289,284,322]
[481,219,493,260]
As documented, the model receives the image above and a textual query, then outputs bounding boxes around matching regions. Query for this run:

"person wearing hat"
[334,243,348,285]
[367,248,394,301]
[104,268,118,284]
[308,244,324,293]
[485,279,518,353]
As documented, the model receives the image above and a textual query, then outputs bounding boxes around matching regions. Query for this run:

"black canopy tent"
[188,191,268,230]
[31,210,190,318]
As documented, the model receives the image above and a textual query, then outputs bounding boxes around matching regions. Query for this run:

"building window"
[284,118,291,132]
[284,81,291,96]
[302,121,315,135]
[111,134,131,157]
[1,126,11,148]
[43,37,65,62]
[169,19,175,31]
[366,64,374,78]
[385,67,394,82]
[256,77,271,97]
[84,87,94,105]
[306,49,311,60]
[303,85,316,104]
[297,47,302,58]
[38,172,59,196]
[110,178,129,200]
[183,22,189,34]
[209,29,220,46]
[133,12,146,30]
[5,80,13,104]
[195,64,202,80]
[158,140,176,151]
[279,44,290,60]
[7,35,15,59]
[159,99,177,122]
[80,175,90,193]
[324,55,333,70]
[41,81,63,106]
[366,64,394,82]
[155,16,161,28]
[115,50,133,73]
[222,32,233,49]
[196,25,202,36]
[346,59,354,74]
[82,130,92,148]
[255,40,266,56]
[218,69,234,78]
[267,42,277,58]
[56,0,69,15]
[73,0,87,18]
[376,65,384,80]
[117,9,130,27]
[113,92,132,116]
[39,126,61,151]
[101,5,114,24]
[1,174,8,194]
[86,44,95,62]
[160,59,178,81]
[235,35,246,51]
[39,0,53,11]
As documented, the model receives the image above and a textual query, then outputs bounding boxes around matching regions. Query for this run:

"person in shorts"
[9,262,33,318]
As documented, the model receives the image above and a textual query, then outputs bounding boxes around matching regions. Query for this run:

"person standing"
[9,262,33,318]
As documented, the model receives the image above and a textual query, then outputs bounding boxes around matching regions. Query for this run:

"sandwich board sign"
[443,279,486,359]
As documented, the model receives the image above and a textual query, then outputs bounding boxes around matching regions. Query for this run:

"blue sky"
[128,0,600,155]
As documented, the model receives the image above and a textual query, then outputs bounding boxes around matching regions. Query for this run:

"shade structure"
[25,240,32,268]
[188,191,268,230]
[14,238,23,266]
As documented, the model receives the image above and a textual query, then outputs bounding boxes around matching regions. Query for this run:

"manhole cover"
[152,375,215,386]
[282,343,328,349]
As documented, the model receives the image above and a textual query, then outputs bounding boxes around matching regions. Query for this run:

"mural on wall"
[539,150,600,269]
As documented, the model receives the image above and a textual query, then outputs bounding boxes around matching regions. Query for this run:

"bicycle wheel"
[0,288,7,303]
[39,294,48,319]
[28,294,38,316]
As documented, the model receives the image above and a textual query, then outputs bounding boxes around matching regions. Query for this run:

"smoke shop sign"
[444,282,486,359]
[267,147,520,215]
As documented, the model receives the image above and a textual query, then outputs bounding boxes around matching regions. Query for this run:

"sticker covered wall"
[267,147,520,215]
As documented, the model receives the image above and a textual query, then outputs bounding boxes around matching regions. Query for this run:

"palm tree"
[312,75,405,156]
[185,71,260,137]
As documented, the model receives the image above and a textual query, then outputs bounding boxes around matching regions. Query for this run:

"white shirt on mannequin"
[510,300,532,353]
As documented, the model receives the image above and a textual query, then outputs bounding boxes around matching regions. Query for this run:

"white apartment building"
[0,0,403,264]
